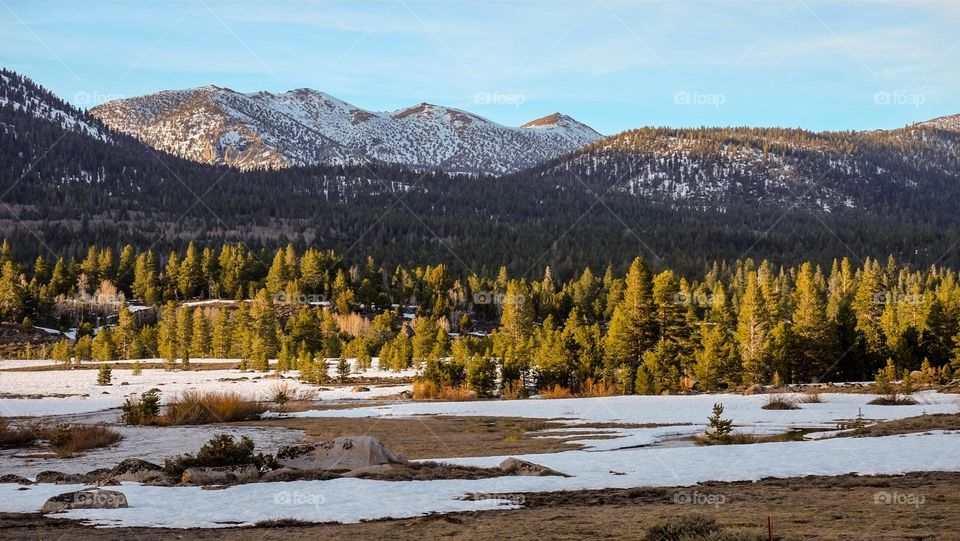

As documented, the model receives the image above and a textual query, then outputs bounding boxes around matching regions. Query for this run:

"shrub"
[412,381,473,401]
[47,424,122,458]
[762,394,799,410]
[644,514,719,541]
[97,363,112,386]
[540,385,574,399]
[0,419,37,447]
[165,390,268,425]
[799,392,822,403]
[164,434,276,477]
[267,382,316,414]
[577,377,617,398]
[121,389,163,425]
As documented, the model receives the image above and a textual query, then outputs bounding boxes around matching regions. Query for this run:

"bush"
[540,385,574,399]
[799,392,822,403]
[164,434,276,477]
[39,424,122,458]
[165,390,268,425]
[762,394,799,410]
[0,419,37,447]
[577,377,617,398]
[644,514,719,541]
[121,389,163,425]
[267,382,316,414]
[412,381,473,400]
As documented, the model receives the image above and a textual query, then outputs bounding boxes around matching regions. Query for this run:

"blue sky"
[2,0,958,135]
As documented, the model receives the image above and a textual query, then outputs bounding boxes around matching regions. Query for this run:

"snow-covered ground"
[2,429,959,528]
[1,387,957,528]
[0,366,410,417]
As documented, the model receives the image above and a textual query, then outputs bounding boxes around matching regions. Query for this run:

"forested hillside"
[4,241,959,392]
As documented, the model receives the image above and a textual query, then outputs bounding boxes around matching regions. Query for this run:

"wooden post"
[768,516,774,540]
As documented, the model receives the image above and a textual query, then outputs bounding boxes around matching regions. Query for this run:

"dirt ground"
[241,415,663,459]
[2,471,957,540]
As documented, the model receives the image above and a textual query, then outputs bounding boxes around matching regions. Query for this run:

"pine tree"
[735,272,772,385]
[157,301,178,369]
[97,363,112,386]
[336,357,351,383]
[603,258,656,391]
[176,306,192,369]
[190,308,210,358]
[791,263,834,382]
[704,403,733,444]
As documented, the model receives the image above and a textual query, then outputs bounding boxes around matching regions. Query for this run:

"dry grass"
[867,395,919,406]
[43,425,122,458]
[266,382,317,414]
[798,392,822,403]
[412,381,474,401]
[762,394,799,410]
[0,419,37,447]
[165,390,268,425]
[540,385,575,399]
[842,412,960,438]
[538,380,618,399]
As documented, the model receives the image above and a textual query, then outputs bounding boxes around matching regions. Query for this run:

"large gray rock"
[499,457,569,477]
[41,488,128,514]
[35,471,88,485]
[102,458,171,486]
[0,474,33,485]
[181,464,260,485]
[277,436,407,471]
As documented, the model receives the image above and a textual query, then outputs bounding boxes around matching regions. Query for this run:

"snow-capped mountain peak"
[91,87,602,174]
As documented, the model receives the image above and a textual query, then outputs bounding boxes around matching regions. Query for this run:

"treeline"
[5,241,960,395]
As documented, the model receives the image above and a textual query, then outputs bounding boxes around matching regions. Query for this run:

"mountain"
[917,114,960,132]
[91,87,601,174]
[5,68,960,276]
[531,124,960,222]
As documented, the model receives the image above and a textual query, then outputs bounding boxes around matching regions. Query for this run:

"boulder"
[351,386,370,392]
[102,458,171,486]
[181,464,260,485]
[0,474,33,485]
[277,436,407,471]
[743,384,768,395]
[41,488,128,514]
[498,458,569,477]
[35,471,88,485]
[399,390,413,399]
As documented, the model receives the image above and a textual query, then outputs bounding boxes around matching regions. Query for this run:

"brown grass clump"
[0,418,37,447]
[165,390,268,425]
[577,378,617,398]
[40,424,122,457]
[412,381,473,401]
[540,385,575,399]
[867,395,919,406]
[762,394,800,410]
[799,392,823,403]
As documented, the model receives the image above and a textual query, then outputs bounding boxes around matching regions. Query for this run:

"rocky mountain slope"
[91,87,601,174]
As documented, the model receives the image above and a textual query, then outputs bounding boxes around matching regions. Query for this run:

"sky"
[2,0,958,135]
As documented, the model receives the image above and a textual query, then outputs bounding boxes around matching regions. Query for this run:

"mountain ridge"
[91,86,601,174]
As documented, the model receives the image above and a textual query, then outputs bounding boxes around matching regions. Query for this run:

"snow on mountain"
[0,70,111,142]
[916,113,960,132]
[91,87,602,174]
